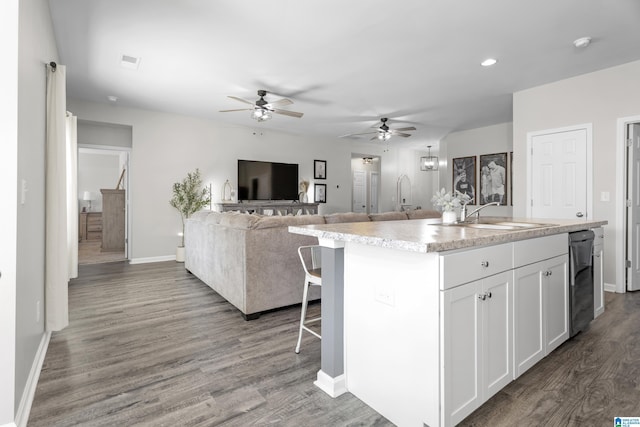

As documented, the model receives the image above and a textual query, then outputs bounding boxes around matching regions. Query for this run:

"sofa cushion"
[324,212,371,224]
[406,209,441,220]
[191,210,213,220]
[369,211,409,221]
[204,211,225,224]
[218,212,262,229]
[253,214,325,230]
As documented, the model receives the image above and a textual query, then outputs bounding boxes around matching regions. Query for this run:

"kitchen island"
[289,216,607,427]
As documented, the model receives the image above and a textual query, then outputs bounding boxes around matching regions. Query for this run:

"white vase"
[442,210,457,224]
[176,246,185,263]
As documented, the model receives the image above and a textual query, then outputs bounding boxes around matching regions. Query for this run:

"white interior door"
[530,128,588,219]
[370,171,379,213]
[352,170,366,213]
[627,123,640,291]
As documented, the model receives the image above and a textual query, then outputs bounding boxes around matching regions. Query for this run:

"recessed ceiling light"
[573,37,592,48]
[481,58,498,67]
[120,54,141,70]
[107,95,118,103]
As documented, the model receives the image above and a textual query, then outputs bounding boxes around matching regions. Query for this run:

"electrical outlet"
[375,284,395,307]
[21,179,28,204]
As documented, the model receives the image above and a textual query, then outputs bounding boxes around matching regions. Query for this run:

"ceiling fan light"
[378,131,391,141]
[252,108,272,122]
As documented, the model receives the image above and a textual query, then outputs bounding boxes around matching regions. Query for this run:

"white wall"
[78,120,132,148]
[440,123,514,216]
[0,0,19,423]
[67,99,423,262]
[78,151,121,212]
[0,0,63,423]
[513,60,640,287]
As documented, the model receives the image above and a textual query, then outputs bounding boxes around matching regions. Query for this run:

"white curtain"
[45,63,72,331]
[66,112,78,280]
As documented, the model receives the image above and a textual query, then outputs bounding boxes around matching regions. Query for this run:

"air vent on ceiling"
[120,54,141,70]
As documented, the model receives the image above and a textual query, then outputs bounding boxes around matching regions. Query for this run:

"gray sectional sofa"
[184,209,441,319]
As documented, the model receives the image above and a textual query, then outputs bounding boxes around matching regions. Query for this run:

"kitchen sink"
[443,220,551,230]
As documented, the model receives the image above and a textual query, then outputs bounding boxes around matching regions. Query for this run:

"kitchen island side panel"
[343,242,441,427]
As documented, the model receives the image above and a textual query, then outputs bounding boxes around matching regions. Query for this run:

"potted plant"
[170,168,211,262]
[431,188,470,224]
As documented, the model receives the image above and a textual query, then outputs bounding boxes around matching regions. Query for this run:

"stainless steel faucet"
[460,201,500,222]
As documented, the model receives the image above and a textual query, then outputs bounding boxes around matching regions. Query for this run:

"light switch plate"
[600,191,610,202]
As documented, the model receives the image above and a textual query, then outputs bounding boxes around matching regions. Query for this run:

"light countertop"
[289,216,608,253]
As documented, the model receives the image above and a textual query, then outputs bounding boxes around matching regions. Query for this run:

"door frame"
[78,145,131,260]
[525,123,593,219]
[616,115,640,294]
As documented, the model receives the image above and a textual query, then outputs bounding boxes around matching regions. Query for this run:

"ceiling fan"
[340,118,416,141]
[219,90,304,122]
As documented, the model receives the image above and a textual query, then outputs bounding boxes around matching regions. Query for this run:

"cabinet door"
[594,243,604,317]
[482,271,512,400]
[442,281,481,426]
[513,262,544,378]
[545,255,569,353]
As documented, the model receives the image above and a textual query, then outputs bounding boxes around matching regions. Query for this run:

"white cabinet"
[513,254,569,378]
[442,270,512,426]
[593,227,604,317]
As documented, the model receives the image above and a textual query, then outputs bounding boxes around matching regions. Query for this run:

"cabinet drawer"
[87,224,102,232]
[513,233,567,268]
[440,243,513,289]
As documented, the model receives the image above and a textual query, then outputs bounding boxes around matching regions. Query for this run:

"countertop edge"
[289,219,608,253]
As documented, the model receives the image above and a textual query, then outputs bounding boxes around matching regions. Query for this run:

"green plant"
[170,168,210,247]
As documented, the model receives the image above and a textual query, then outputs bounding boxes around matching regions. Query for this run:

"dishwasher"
[569,230,595,337]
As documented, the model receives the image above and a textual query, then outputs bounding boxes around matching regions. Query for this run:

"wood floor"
[29,261,640,426]
[78,241,126,265]
[28,261,391,427]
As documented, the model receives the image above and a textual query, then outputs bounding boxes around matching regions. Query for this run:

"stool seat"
[295,245,322,354]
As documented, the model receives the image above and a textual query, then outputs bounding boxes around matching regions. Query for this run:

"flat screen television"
[237,160,299,201]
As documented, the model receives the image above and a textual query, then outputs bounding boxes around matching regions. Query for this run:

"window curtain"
[66,112,78,280]
[45,63,74,331]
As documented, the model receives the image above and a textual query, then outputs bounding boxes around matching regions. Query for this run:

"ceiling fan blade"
[273,109,304,118]
[268,98,293,107]
[339,131,377,138]
[219,108,253,112]
[393,132,412,138]
[370,135,379,141]
[227,96,255,106]
[394,126,417,132]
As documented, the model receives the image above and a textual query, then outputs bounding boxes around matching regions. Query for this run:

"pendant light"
[420,146,438,171]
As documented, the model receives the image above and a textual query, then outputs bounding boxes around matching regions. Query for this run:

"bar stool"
[295,245,322,354]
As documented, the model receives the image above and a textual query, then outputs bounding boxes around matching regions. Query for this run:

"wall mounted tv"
[237,160,299,201]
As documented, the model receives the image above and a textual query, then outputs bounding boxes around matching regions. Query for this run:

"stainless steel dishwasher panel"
[569,230,595,337]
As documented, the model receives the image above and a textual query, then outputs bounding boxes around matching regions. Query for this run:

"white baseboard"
[129,255,176,265]
[604,282,617,293]
[0,422,17,427]
[314,370,347,398]
[15,332,50,427]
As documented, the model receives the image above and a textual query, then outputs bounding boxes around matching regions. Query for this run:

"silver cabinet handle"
[576,212,584,218]
[481,261,489,268]
[478,294,486,301]
[486,291,492,299]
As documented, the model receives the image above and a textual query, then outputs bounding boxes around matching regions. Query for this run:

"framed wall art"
[479,152,508,205]
[314,183,327,203]
[452,156,477,205]
[314,160,327,179]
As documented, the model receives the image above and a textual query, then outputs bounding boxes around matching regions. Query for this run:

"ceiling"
[48,0,640,149]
